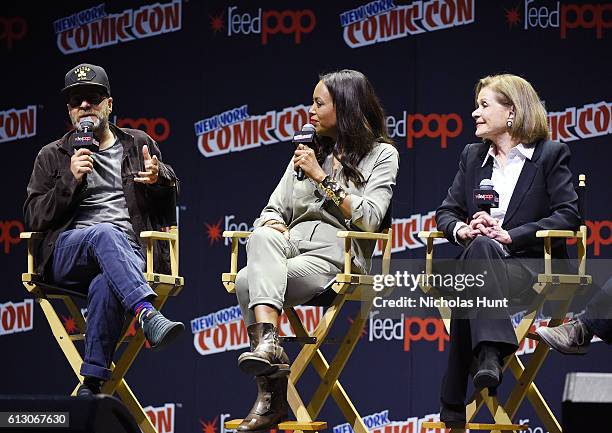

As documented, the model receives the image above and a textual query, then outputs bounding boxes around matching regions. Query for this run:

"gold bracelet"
[317,175,347,206]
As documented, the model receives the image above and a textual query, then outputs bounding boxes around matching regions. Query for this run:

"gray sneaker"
[536,317,594,355]
[142,311,184,351]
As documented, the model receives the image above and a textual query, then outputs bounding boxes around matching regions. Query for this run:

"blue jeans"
[51,223,156,381]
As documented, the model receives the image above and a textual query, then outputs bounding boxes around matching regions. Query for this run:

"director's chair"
[221,215,393,433]
[21,208,184,433]
[418,175,591,433]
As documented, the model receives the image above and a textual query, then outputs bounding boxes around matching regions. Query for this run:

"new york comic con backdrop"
[1,0,611,432]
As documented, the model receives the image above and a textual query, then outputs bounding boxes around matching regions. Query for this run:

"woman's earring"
[506,120,513,128]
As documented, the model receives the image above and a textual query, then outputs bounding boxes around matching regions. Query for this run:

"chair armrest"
[417,231,445,282]
[139,228,179,276]
[223,231,252,239]
[222,231,253,288]
[140,230,178,241]
[536,230,579,238]
[418,231,445,239]
[537,227,588,276]
[21,232,43,277]
[336,230,389,240]
[336,230,392,274]
[20,232,43,239]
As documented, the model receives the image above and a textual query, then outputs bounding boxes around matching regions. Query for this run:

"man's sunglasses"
[67,92,108,107]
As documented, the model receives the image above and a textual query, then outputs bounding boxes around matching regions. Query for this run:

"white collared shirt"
[453,143,534,245]
[484,142,534,225]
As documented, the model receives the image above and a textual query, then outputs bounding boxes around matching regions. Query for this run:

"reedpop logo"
[504,0,611,39]
[204,215,254,246]
[112,115,171,143]
[386,112,463,149]
[0,17,27,49]
[209,6,316,45]
[369,310,449,352]
[0,220,24,254]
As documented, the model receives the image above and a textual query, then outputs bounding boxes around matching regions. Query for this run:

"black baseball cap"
[61,63,111,96]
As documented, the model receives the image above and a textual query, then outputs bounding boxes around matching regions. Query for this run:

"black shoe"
[535,317,594,355]
[439,401,466,428]
[76,377,101,397]
[238,323,290,376]
[142,311,185,350]
[473,344,502,391]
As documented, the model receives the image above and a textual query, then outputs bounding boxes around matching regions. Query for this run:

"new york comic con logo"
[0,299,34,336]
[372,210,447,256]
[209,6,316,45]
[547,100,611,143]
[191,304,322,356]
[54,1,182,54]
[333,409,447,433]
[0,106,36,144]
[504,0,611,39]
[194,103,311,157]
[340,0,475,48]
[144,403,175,433]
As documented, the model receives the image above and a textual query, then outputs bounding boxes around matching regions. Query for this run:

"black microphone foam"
[473,178,499,214]
[292,123,317,181]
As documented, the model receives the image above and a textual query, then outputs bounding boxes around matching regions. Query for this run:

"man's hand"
[70,148,93,183]
[134,145,159,184]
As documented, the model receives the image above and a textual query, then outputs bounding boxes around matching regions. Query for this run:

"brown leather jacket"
[23,123,179,277]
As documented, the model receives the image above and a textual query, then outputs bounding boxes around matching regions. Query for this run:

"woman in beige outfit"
[234,69,400,431]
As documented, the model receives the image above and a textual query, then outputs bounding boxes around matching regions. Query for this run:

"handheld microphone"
[292,123,317,181]
[473,179,499,214]
[70,118,100,152]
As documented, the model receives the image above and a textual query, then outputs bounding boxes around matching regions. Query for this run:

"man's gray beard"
[95,117,108,135]
[73,115,108,135]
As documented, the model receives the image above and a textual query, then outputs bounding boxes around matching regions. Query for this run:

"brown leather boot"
[237,374,288,432]
[238,323,289,376]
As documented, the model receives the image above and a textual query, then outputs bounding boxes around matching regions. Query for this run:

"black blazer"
[436,139,580,258]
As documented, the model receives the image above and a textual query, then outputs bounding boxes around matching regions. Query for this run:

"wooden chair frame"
[419,175,591,433]
[221,228,393,433]
[21,227,184,433]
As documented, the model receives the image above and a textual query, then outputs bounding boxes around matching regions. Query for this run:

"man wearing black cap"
[24,63,184,396]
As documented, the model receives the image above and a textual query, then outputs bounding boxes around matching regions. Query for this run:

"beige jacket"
[253,142,399,273]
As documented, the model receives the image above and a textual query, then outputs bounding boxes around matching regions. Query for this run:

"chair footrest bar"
[421,422,528,430]
[224,420,327,430]
[280,336,317,344]
[526,332,541,341]
[281,336,343,345]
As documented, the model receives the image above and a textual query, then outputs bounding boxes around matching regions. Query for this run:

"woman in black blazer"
[435,73,580,425]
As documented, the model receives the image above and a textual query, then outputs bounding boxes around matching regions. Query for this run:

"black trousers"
[440,236,536,408]
[584,276,612,343]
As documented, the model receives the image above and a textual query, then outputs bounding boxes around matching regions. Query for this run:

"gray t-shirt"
[70,139,139,246]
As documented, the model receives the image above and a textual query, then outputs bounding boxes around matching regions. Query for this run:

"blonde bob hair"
[475,74,549,145]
